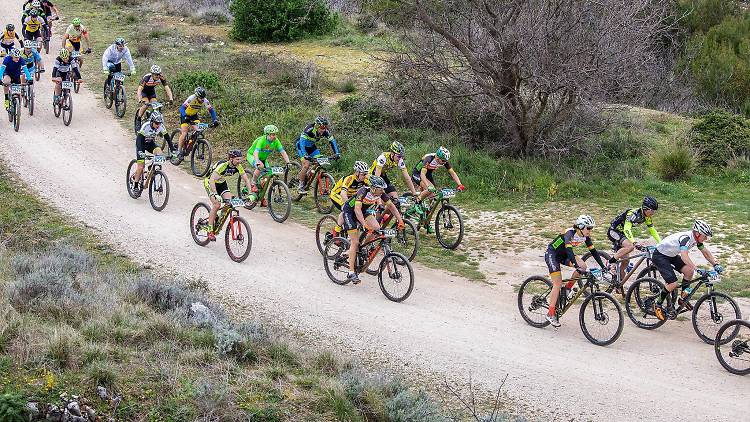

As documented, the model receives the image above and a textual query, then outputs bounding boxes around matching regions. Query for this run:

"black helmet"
[194,86,207,99]
[6,24,14,32]
[228,149,243,159]
[642,196,658,211]
[314,116,329,126]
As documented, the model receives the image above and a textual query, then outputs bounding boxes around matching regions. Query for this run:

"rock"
[85,406,97,421]
[26,402,39,418]
[96,386,109,400]
[67,401,82,417]
[47,404,63,421]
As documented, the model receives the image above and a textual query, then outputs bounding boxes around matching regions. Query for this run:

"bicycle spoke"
[715,320,750,375]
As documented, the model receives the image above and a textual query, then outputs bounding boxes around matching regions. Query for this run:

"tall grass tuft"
[651,142,695,181]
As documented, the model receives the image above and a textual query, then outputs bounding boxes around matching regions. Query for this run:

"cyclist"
[411,146,465,215]
[651,220,723,321]
[101,37,135,90]
[1,25,21,55]
[294,116,340,194]
[1,48,32,110]
[245,124,291,200]
[62,18,92,67]
[371,141,418,209]
[131,112,166,194]
[20,40,43,76]
[177,86,219,159]
[204,150,252,242]
[22,9,44,45]
[606,196,661,288]
[329,160,371,238]
[38,0,60,31]
[135,64,173,123]
[544,215,608,327]
[51,48,81,105]
[341,175,405,284]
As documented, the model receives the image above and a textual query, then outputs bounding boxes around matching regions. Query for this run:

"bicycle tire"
[148,170,170,212]
[286,161,304,201]
[34,70,40,82]
[236,175,258,210]
[189,202,212,246]
[114,84,126,118]
[125,160,140,199]
[517,276,553,328]
[28,85,33,116]
[314,172,335,214]
[378,252,414,302]
[323,237,352,285]
[389,219,419,262]
[190,138,212,177]
[624,277,667,330]
[225,215,252,263]
[315,214,339,255]
[12,97,20,132]
[268,179,291,223]
[434,204,464,249]
[133,113,142,135]
[53,94,61,117]
[579,291,624,346]
[168,129,183,165]
[714,319,750,376]
[62,93,72,126]
[103,81,113,109]
[74,79,80,94]
[692,292,742,345]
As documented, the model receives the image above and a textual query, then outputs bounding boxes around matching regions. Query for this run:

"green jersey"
[248,135,284,163]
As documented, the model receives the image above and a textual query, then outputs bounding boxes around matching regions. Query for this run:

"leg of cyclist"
[177,120,190,155]
[545,248,565,328]
[2,75,11,109]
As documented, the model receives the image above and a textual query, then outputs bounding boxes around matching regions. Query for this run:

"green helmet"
[264,124,279,135]
[436,146,450,160]
[72,18,81,25]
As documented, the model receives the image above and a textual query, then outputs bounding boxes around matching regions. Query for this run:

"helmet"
[263,124,279,135]
[369,175,387,189]
[150,64,161,74]
[436,146,450,161]
[314,116,329,126]
[642,196,658,211]
[6,24,14,32]
[58,48,69,59]
[575,215,595,229]
[114,37,126,46]
[228,149,243,159]
[9,49,21,58]
[353,160,369,173]
[32,0,41,7]
[149,111,164,124]
[23,40,34,49]
[389,141,405,156]
[72,18,81,26]
[693,219,712,237]
[194,86,206,99]
[29,9,39,17]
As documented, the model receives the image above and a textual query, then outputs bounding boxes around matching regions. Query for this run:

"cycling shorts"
[5,73,22,84]
[203,179,230,197]
[23,29,41,40]
[381,173,397,195]
[248,158,268,170]
[607,229,627,250]
[180,115,200,127]
[135,138,159,162]
[544,247,574,275]
[69,40,80,52]
[411,169,435,187]
[652,250,685,284]
[140,87,158,100]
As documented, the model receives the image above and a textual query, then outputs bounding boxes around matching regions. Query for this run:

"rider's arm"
[584,237,606,269]
[23,65,32,81]
[253,149,261,166]
[328,135,340,156]
[699,245,719,267]
[280,150,290,164]
[61,32,69,48]
[123,47,135,73]
[179,102,187,118]
[162,78,173,101]
[645,216,661,243]
[448,168,462,186]
[206,100,218,122]
[401,167,417,195]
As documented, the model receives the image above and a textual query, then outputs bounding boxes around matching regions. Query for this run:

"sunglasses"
[584,226,594,230]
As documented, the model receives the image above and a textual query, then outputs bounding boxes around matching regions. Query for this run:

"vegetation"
[230,0,339,42]
[689,110,750,166]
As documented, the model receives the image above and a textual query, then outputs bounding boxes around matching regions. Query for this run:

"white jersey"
[101,44,134,70]
[138,122,166,142]
[656,230,703,257]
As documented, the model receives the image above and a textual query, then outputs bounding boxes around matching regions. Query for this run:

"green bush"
[678,0,740,35]
[0,391,27,422]
[689,110,750,165]
[651,142,695,181]
[171,71,222,98]
[230,0,338,43]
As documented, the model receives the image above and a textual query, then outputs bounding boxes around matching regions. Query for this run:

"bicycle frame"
[302,160,330,190]
[354,232,391,273]
[611,248,653,285]
[214,201,244,240]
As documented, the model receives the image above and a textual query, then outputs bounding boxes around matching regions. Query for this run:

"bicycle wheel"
[378,252,414,302]
[225,215,252,263]
[692,292,742,345]
[286,161,304,201]
[715,319,750,375]
[579,292,624,346]
[148,170,169,212]
[103,81,113,109]
[624,277,667,330]
[323,237,352,285]
[34,70,40,82]
[315,214,338,255]
[62,93,72,126]
[133,113,142,135]
[27,85,33,116]
[190,139,212,177]
[12,97,20,132]
[53,94,61,117]
[389,219,419,262]
[125,160,140,199]
[434,204,464,250]
[189,202,212,246]
[74,79,81,94]
[517,276,553,328]
[313,172,335,214]
[268,179,291,223]
[236,175,257,210]
[114,84,126,118]
[169,129,183,165]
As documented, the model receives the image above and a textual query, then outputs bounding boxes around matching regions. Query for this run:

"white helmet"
[150,64,161,74]
[353,160,369,173]
[32,0,41,7]
[575,215,595,229]
[693,219,712,237]
[23,40,34,49]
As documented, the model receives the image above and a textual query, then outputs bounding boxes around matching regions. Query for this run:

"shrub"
[230,0,338,43]
[0,391,26,422]
[689,110,750,165]
[132,277,197,313]
[171,70,222,98]
[85,361,117,389]
[46,326,80,369]
[386,389,444,421]
[651,142,695,181]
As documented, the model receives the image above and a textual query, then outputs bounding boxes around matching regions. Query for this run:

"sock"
[548,304,556,316]
[609,257,617,264]
[333,225,342,233]
[565,281,575,290]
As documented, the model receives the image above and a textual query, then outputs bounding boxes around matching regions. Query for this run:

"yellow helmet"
[59,48,70,59]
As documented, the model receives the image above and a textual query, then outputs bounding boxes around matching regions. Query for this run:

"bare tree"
[377,0,678,156]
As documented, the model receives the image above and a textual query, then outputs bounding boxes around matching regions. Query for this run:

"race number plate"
[61,81,74,89]
[197,123,209,131]
[113,73,125,81]
[441,188,456,198]
[153,155,166,163]
[316,157,330,166]
[71,52,80,58]
[229,198,245,207]
[382,228,397,238]
[150,102,163,109]
[271,166,284,175]
[10,85,21,94]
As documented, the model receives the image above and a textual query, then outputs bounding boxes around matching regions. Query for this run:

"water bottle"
[626,262,634,274]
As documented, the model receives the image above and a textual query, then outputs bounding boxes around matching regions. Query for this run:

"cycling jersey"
[1,31,20,48]
[101,44,134,70]
[344,186,390,213]
[545,228,605,275]
[0,56,32,82]
[208,160,245,184]
[20,49,41,70]
[180,94,217,121]
[135,122,166,161]
[609,208,660,243]
[295,123,339,157]
[64,24,87,43]
[412,153,452,184]
[655,231,704,258]
[51,56,80,80]
[23,17,43,33]
[331,174,370,207]
[139,73,167,98]
[371,152,406,176]
[248,134,284,164]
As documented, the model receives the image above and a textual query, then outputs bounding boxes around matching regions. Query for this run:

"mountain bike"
[126,153,170,211]
[53,76,74,126]
[518,269,624,346]
[287,156,337,214]
[715,319,750,375]
[168,122,213,177]
[70,51,86,93]
[7,83,22,132]
[237,165,292,223]
[103,71,127,118]
[190,197,252,263]
[625,269,741,344]
[21,80,34,116]
[402,188,464,250]
[582,244,659,295]
[323,228,414,302]
[134,101,163,134]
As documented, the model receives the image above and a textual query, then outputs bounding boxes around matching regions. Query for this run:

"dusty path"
[2,2,748,419]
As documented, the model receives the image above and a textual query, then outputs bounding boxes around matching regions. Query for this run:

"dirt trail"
[1,2,748,419]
